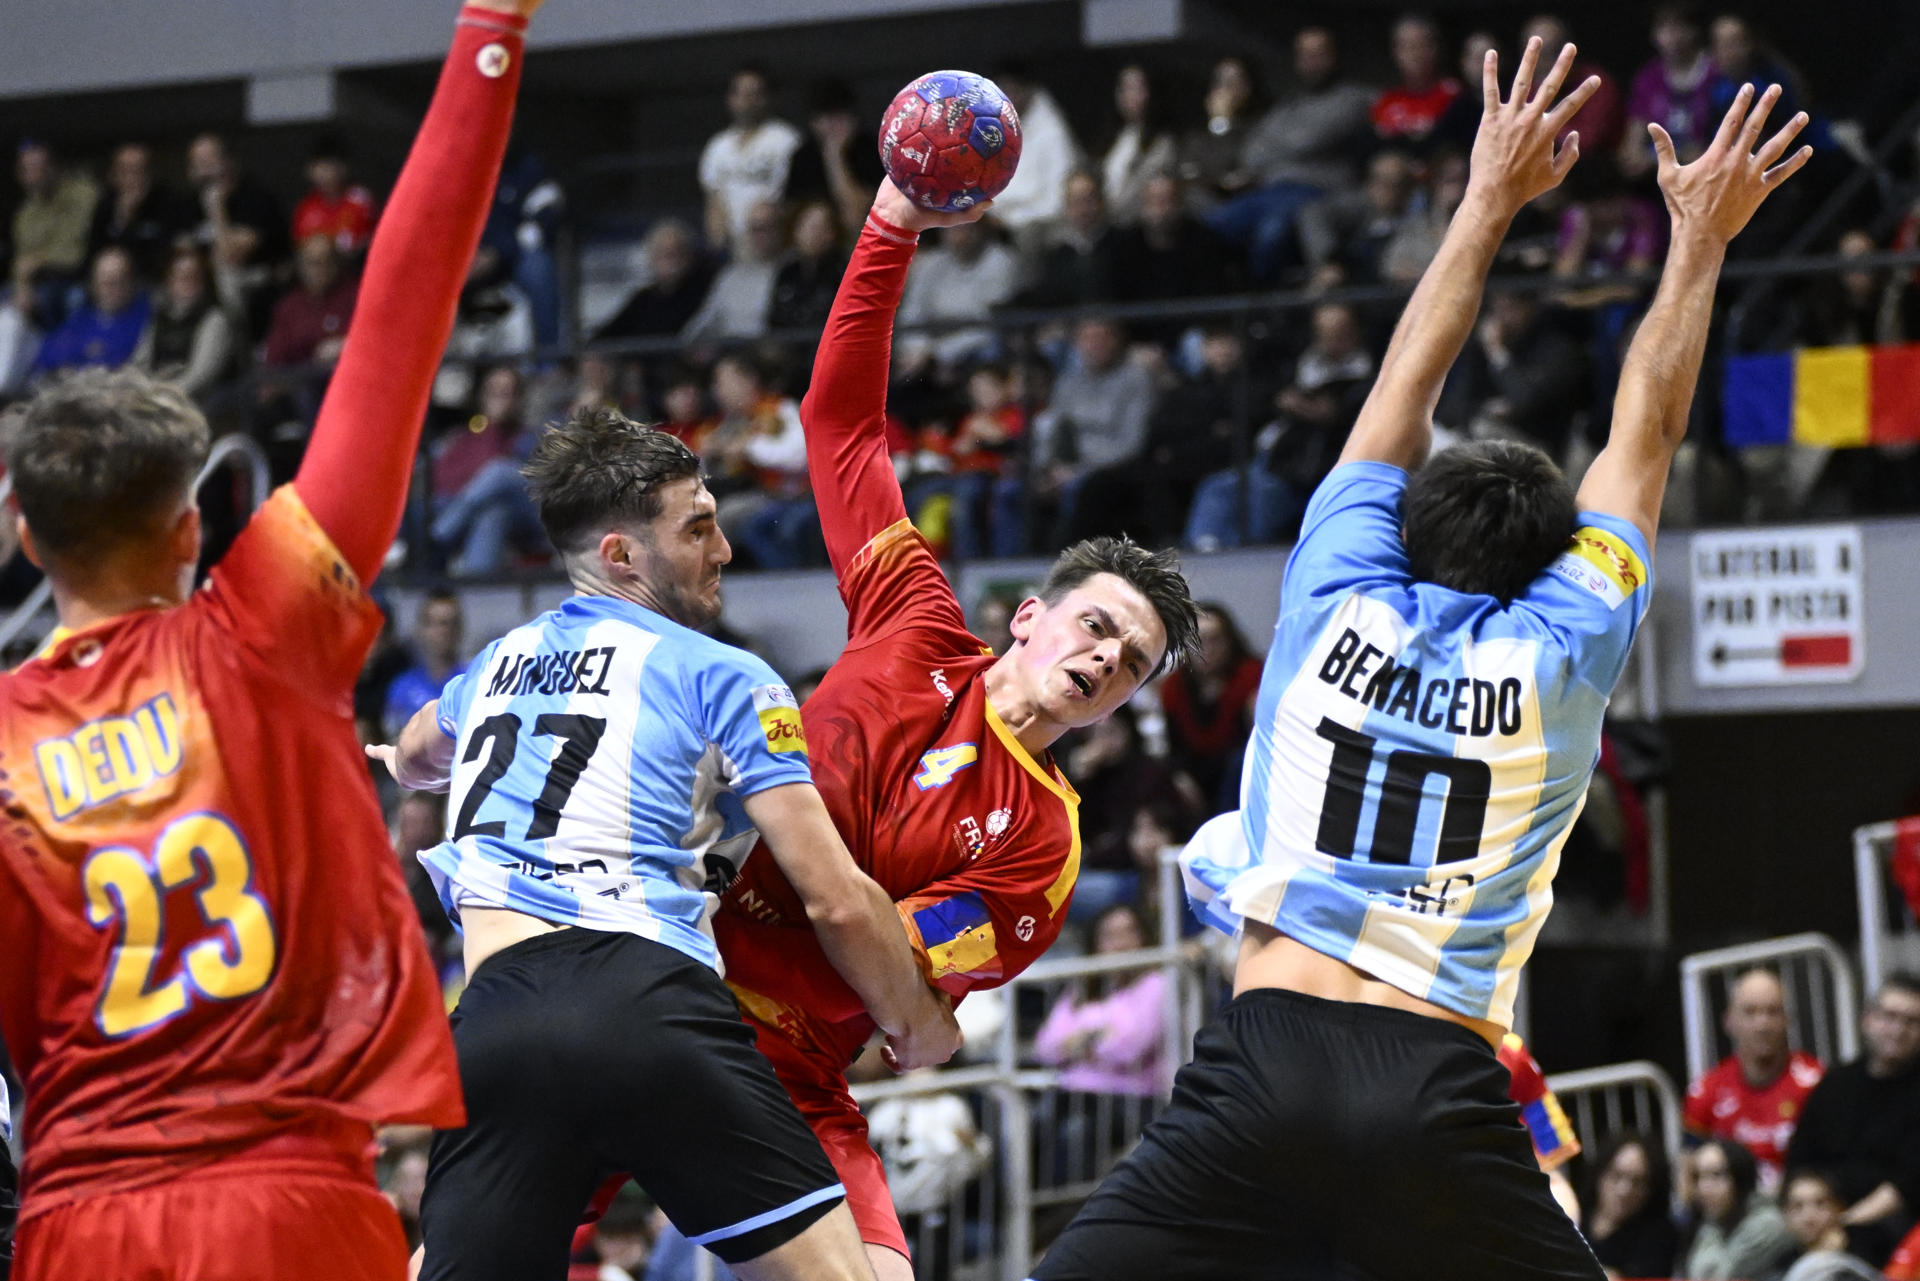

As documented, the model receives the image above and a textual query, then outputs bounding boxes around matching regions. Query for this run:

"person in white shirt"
[989,66,1083,232]
[699,65,802,251]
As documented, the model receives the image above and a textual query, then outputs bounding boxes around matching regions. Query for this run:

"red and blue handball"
[878,70,1023,213]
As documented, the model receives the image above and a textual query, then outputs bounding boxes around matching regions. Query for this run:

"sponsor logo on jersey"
[35,693,185,821]
[930,668,955,708]
[1015,914,1036,943]
[1549,526,1647,610]
[752,684,807,754]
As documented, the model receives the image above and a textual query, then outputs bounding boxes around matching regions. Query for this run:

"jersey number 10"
[1313,717,1491,866]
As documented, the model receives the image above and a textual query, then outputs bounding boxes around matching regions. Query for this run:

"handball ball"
[878,70,1022,213]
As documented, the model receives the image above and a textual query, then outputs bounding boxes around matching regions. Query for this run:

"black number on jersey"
[1313,717,1491,865]
[452,713,609,841]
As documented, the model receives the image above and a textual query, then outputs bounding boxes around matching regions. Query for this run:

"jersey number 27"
[453,712,607,840]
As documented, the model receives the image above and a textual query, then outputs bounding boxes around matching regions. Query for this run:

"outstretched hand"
[1467,36,1601,217]
[1651,83,1811,246]
[872,178,995,236]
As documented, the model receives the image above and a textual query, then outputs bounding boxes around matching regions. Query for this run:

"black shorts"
[1032,988,1604,1281]
[418,928,842,1278]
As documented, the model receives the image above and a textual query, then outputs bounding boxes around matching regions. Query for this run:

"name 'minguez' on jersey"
[419,593,813,972]
[1181,461,1651,1027]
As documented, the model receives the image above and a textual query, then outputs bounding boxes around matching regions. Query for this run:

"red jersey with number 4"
[0,489,463,1209]
[713,214,1082,1069]
[1683,1051,1824,1181]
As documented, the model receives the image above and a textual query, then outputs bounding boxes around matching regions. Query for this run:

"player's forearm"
[1608,232,1725,453]
[807,871,945,1037]
[294,4,527,585]
[394,701,458,792]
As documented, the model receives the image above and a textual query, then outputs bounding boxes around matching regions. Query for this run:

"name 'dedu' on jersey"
[420,593,813,972]
[1182,462,1652,1027]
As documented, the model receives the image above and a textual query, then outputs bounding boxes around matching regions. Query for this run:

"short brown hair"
[4,368,210,563]
[521,406,703,554]
[1042,536,1200,677]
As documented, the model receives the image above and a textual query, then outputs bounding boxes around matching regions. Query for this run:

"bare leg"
[729,1203,878,1281]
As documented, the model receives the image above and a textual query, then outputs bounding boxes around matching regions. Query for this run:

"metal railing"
[0,433,270,655]
[1679,932,1859,1082]
[1545,1060,1685,1173]
[1854,819,1920,993]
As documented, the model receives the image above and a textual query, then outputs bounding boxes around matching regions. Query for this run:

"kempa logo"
[930,668,955,707]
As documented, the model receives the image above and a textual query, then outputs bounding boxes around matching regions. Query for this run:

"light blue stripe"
[685,1182,846,1246]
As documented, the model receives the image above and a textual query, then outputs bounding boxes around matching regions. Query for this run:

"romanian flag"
[1723,344,1920,448]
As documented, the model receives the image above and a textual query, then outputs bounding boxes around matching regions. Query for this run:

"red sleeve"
[292,5,527,586]
[802,213,971,646]
[1682,1065,1716,1135]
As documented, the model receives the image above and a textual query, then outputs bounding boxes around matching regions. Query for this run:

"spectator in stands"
[1431,32,1504,152]
[444,241,536,371]
[263,234,356,368]
[703,351,811,567]
[988,63,1082,234]
[1110,173,1239,322]
[87,142,188,285]
[186,132,290,337]
[1158,602,1262,809]
[1684,968,1828,1192]
[1019,170,1118,307]
[652,363,716,449]
[383,590,465,739]
[1799,230,1913,347]
[30,246,147,378]
[1707,16,1806,136]
[588,1183,658,1281]
[388,791,456,975]
[929,361,1026,560]
[430,364,543,576]
[1062,707,1202,922]
[1184,301,1375,551]
[10,140,99,326]
[291,134,376,258]
[1376,147,1470,284]
[481,145,566,349]
[1175,55,1264,214]
[1034,903,1171,1097]
[1136,324,1263,541]
[1620,4,1718,179]
[767,200,846,333]
[1211,27,1375,284]
[1583,1135,1682,1279]
[1019,317,1156,548]
[0,282,40,397]
[1682,1138,1799,1281]
[1098,64,1177,224]
[1552,157,1665,296]
[699,64,802,251]
[681,199,783,342]
[1434,290,1588,456]
[1522,16,1625,156]
[1777,1170,1889,1281]
[596,218,714,341]
[783,79,884,239]
[1371,14,1462,151]
[1299,150,1422,287]
[1785,974,1920,1267]
[132,246,238,402]
[895,219,1019,377]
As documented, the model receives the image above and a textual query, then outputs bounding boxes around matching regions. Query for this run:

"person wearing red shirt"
[1158,601,1262,805]
[1683,967,1824,1189]
[709,179,1202,1281]
[0,5,536,1278]
[264,234,360,368]
[1373,14,1464,147]
[292,135,378,257]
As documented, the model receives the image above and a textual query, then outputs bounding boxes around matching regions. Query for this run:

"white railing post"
[1856,821,1899,994]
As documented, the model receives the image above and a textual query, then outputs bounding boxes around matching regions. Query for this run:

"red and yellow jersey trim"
[983,699,1081,915]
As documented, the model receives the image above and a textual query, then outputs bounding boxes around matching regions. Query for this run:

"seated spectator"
[1174,55,1265,214]
[1137,324,1265,540]
[1523,15,1626,156]
[1110,173,1240,326]
[1620,4,1718,179]
[584,1182,658,1281]
[291,134,377,258]
[989,64,1082,234]
[263,234,357,368]
[480,146,565,348]
[1777,1170,1890,1281]
[784,79,886,238]
[1552,158,1665,297]
[1210,27,1375,283]
[1378,148,1470,283]
[87,142,190,285]
[1784,975,1920,1268]
[681,199,783,342]
[31,246,148,378]
[1798,230,1914,347]
[1434,291,1588,457]
[382,589,466,740]
[1062,707,1202,922]
[1683,1138,1799,1281]
[1299,150,1421,287]
[1707,16,1806,136]
[11,140,99,327]
[443,246,535,369]
[1099,64,1177,222]
[1371,14,1462,151]
[430,364,544,576]
[652,363,717,448]
[700,64,802,251]
[132,246,239,401]
[703,352,812,568]
[1684,967,1826,1192]
[895,220,1019,378]
[0,283,40,396]
[766,200,846,333]
[1015,318,1156,549]
[908,361,1026,561]
[1431,32,1504,152]
[1184,302,1375,550]
[1158,602,1262,808]
[596,219,715,341]
[1583,1135,1682,1279]
[1034,903,1170,1097]
[1019,170,1118,307]
[187,132,291,337]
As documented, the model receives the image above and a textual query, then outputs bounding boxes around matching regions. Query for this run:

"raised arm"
[293,0,536,585]
[1576,84,1810,549]
[1340,38,1599,471]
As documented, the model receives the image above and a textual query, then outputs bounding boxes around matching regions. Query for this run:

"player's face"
[637,477,731,628]
[1009,573,1166,728]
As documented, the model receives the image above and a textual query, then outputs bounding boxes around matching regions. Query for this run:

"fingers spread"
[1508,35,1543,106]
[1713,83,1755,152]
[1532,41,1578,110]
[1763,144,1815,188]
[1754,111,1810,168]
[1546,75,1604,133]
[1740,83,1784,150]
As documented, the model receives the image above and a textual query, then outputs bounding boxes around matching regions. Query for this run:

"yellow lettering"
[36,740,88,821]
[137,696,183,777]
[76,725,116,805]
[103,719,151,794]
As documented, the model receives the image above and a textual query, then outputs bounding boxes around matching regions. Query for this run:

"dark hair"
[1781,1167,1842,1205]
[1042,536,1200,677]
[1401,440,1576,602]
[1585,1134,1671,1221]
[520,406,703,555]
[1695,1138,1760,1220]
[4,368,210,563]
[308,132,350,163]
[1878,971,1920,1002]
[1195,601,1253,665]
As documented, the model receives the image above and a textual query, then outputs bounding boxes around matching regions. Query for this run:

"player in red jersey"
[1683,967,1824,1189]
[0,4,537,1277]
[709,179,1201,1280]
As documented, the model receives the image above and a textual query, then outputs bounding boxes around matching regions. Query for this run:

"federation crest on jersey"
[752,683,807,754]
[986,807,1012,837]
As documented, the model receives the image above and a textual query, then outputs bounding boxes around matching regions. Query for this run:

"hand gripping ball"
[878,70,1023,213]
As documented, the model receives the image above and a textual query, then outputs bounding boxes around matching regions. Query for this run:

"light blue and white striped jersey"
[419,593,813,971]
[1182,462,1651,1026]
